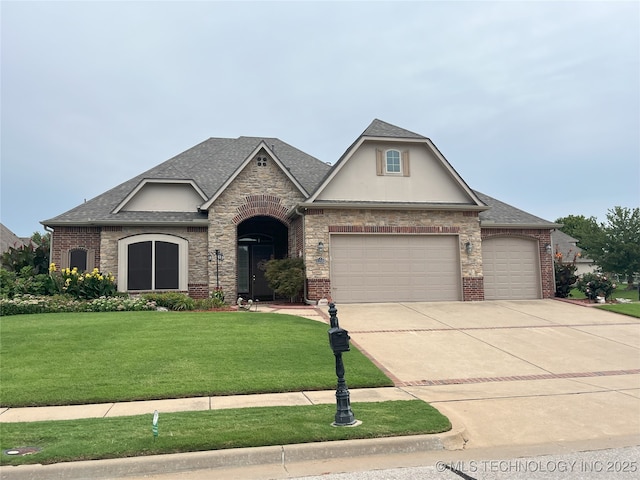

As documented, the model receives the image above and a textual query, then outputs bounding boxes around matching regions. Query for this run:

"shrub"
[576,273,616,301]
[264,257,305,302]
[192,288,227,310]
[554,248,579,298]
[1,237,50,275]
[0,294,156,316]
[141,292,195,311]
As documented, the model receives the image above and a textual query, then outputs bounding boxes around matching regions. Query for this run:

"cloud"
[1,0,638,236]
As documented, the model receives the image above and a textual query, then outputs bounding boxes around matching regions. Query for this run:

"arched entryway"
[237,216,288,300]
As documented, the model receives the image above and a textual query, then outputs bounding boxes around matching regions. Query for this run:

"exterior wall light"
[317,241,325,253]
[545,243,552,254]
[465,241,473,255]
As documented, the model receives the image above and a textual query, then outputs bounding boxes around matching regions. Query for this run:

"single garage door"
[483,236,541,300]
[330,235,461,303]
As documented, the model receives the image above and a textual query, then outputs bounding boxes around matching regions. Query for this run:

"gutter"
[293,206,316,306]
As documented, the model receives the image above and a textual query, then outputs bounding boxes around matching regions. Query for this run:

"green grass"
[0,311,392,407]
[0,400,451,466]
[597,303,640,318]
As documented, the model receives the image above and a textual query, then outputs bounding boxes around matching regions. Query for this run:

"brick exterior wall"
[51,227,101,270]
[188,283,209,299]
[307,278,331,301]
[463,276,485,301]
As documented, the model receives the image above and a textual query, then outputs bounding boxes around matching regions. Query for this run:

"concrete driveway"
[333,300,640,449]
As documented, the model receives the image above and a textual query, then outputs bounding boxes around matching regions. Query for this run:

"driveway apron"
[334,300,640,449]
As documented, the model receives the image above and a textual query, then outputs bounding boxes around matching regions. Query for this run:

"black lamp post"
[209,250,224,288]
[327,303,357,426]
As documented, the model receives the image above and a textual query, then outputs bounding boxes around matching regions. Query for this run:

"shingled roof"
[362,119,427,139]
[42,121,558,231]
[42,136,332,226]
[475,191,559,228]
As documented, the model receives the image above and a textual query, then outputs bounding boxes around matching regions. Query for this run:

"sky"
[1,0,639,238]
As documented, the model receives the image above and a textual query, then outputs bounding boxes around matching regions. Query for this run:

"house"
[42,119,559,303]
[551,230,596,276]
[1,223,28,253]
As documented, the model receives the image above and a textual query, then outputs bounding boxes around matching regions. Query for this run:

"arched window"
[117,234,188,291]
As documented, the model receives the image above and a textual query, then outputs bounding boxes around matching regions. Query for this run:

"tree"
[554,214,605,254]
[1,231,50,274]
[587,207,640,288]
[264,257,305,302]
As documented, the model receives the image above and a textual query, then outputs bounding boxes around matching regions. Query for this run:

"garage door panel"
[483,237,541,300]
[331,235,461,303]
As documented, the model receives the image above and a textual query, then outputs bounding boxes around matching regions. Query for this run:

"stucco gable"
[308,120,485,207]
[113,179,208,213]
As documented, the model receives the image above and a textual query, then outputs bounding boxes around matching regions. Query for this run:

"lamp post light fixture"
[208,249,224,288]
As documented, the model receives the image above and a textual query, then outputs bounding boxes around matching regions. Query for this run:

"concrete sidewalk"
[0,387,416,423]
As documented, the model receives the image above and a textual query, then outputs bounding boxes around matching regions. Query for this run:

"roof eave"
[296,201,489,212]
[480,221,561,229]
[42,219,210,228]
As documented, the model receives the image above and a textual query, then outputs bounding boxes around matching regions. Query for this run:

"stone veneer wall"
[303,208,483,301]
[481,228,554,299]
[207,154,306,301]
[100,226,209,297]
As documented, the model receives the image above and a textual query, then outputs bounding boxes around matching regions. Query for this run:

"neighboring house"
[0,223,28,254]
[42,119,559,303]
[551,230,596,276]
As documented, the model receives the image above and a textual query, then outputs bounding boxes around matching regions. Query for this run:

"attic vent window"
[257,155,268,167]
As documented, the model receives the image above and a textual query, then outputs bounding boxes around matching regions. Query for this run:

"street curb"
[0,424,467,480]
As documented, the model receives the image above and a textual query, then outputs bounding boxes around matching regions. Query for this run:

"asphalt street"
[292,446,640,480]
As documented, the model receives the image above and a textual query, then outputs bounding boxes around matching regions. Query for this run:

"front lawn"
[0,400,451,466]
[0,311,392,407]
[597,303,640,318]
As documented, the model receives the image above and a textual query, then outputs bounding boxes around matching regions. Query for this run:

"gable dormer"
[113,179,208,213]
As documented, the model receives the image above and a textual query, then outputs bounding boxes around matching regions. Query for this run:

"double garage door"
[330,235,461,303]
[482,236,541,300]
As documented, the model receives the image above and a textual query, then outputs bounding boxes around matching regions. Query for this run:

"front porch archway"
[237,216,288,301]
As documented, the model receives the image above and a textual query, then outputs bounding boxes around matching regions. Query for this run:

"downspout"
[44,225,54,268]
[294,206,316,305]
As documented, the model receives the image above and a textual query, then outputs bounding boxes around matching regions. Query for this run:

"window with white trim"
[376,148,411,177]
[386,150,401,173]
[117,234,188,291]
